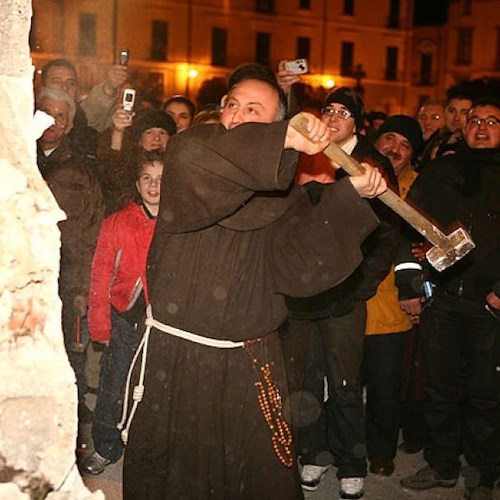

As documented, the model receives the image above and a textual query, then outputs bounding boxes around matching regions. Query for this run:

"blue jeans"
[92,309,138,462]
[283,302,367,479]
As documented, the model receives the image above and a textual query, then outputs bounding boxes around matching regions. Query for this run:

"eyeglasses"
[466,116,500,127]
[321,107,352,120]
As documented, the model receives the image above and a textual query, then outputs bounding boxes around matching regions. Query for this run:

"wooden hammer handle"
[289,113,451,249]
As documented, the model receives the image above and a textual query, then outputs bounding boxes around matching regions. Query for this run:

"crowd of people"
[34,55,499,500]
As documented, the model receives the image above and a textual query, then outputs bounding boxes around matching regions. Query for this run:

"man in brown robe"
[121,72,387,499]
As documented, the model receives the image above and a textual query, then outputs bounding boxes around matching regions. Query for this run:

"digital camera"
[284,58,308,75]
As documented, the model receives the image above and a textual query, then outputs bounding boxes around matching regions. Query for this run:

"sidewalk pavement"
[82,444,469,500]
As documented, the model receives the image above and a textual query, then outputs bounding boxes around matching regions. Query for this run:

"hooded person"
[119,65,388,499]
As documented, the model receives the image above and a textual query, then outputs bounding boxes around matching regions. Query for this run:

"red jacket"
[88,202,156,342]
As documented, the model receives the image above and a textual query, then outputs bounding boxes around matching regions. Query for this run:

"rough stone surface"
[0,1,102,498]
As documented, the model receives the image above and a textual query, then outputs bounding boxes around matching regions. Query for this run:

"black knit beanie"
[323,87,365,130]
[133,109,177,139]
[376,115,423,157]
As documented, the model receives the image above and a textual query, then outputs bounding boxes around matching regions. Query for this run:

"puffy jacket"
[88,202,156,342]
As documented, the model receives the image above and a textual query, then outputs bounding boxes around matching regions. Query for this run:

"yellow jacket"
[366,166,418,335]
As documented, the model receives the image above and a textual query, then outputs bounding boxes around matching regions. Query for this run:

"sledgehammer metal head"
[425,226,475,272]
[288,112,476,272]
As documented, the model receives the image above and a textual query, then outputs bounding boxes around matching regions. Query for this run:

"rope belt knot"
[118,305,245,443]
[117,305,294,467]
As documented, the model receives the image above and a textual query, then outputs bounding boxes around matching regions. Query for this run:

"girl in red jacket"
[82,150,165,474]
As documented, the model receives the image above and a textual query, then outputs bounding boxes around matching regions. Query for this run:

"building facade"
[31,0,420,113]
[409,0,500,113]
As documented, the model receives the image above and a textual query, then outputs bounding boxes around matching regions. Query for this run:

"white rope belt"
[145,306,246,349]
[118,304,245,444]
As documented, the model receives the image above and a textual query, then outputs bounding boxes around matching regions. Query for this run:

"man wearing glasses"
[283,87,399,499]
[397,98,500,500]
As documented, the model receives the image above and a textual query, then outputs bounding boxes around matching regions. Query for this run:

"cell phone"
[485,304,500,322]
[122,88,136,112]
[284,58,308,75]
[119,47,130,66]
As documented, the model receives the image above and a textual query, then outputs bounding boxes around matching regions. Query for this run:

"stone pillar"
[0,2,102,498]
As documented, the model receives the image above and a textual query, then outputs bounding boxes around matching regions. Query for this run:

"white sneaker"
[300,464,330,491]
[340,477,364,499]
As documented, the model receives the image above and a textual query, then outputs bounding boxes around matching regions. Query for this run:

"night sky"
[414,0,449,26]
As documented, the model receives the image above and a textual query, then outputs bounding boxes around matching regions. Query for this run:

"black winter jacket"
[395,143,500,301]
[37,135,105,297]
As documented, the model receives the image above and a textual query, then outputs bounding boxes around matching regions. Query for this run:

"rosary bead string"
[246,343,294,468]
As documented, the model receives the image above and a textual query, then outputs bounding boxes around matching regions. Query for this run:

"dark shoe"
[398,441,423,454]
[300,464,330,491]
[81,451,111,475]
[340,477,364,499]
[401,465,457,490]
[369,458,395,476]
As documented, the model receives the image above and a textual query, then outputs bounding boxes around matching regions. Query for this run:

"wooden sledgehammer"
[290,114,475,272]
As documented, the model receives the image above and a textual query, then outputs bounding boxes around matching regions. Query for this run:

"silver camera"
[122,88,136,113]
[284,58,308,75]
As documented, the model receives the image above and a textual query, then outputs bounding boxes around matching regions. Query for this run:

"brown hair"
[136,149,166,180]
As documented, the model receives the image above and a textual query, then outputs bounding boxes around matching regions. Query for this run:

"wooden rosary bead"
[247,350,294,468]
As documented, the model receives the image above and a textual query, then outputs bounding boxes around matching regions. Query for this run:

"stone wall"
[0,1,102,498]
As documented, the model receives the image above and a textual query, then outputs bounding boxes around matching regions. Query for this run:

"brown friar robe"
[122,121,379,500]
